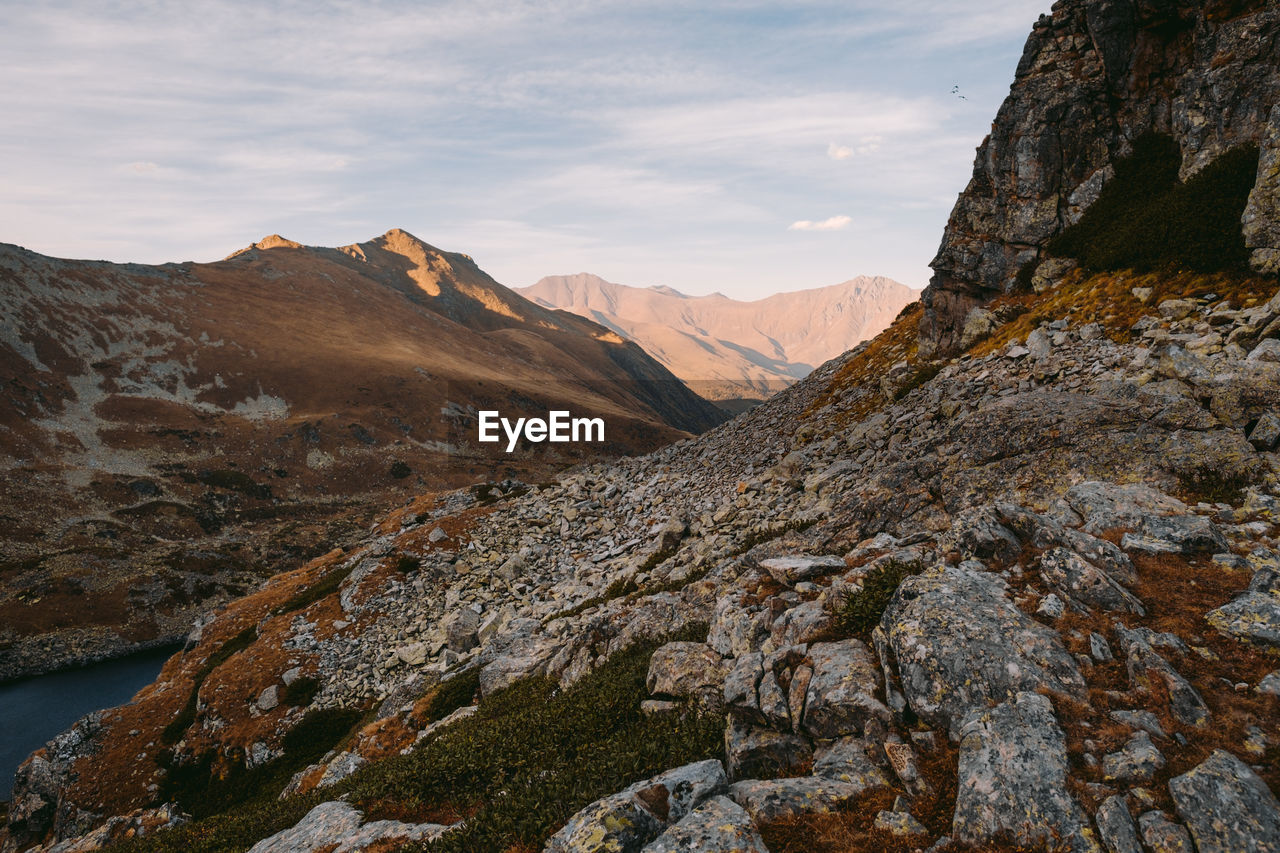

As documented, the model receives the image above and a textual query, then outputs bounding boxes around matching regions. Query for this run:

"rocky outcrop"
[919,0,1280,356]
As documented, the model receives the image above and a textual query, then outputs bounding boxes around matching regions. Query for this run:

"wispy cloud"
[0,0,1049,294]
[788,215,852,232]
[827,138,882,159]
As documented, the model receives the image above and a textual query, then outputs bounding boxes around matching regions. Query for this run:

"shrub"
[389,461,412,479]
[418,667,481,723]
[111,627,715,853]
[196,469,272,499]
[1049,133,1259,274]
[830,559,924,640]
[160,706,364,820]
[281,675,321,707]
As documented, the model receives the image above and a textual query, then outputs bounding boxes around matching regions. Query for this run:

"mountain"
[8,2,1280,851]
[919,0,1280,357]
[0,229,726,680]
[518,273,917,403]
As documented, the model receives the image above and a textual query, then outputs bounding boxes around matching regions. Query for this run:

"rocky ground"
[5,265,1278,852]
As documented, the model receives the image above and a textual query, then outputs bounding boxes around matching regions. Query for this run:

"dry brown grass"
[805,302,923,426]
[758,738,962,853]
[969,268,1276,357]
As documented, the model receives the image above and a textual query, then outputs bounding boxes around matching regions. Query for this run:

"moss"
[830,559,924,640]
[1049,134,1260,274]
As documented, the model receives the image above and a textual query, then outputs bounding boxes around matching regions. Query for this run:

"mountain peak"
[224,234,304,259]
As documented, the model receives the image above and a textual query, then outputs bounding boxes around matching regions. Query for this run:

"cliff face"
[920,0,1280,357]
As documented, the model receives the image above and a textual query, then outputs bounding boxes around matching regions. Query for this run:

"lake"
[0,645,180,801]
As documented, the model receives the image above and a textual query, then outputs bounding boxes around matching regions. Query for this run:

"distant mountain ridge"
[0,229,726,679]
[519,273,917,402]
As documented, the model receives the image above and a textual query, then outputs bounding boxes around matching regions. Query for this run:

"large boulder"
[544,760,727,853]
[646,642,728,709]
[879,564,1086,737]
[952,692,1102,853]
[640,796,768,853]
[1168,750,1280,852]
[800,640,890,738]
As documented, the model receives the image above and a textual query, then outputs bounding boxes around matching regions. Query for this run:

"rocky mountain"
[6,1,1280,852]
[0,230,725,680]
[519,273,916,404]
[920,0,1280,357]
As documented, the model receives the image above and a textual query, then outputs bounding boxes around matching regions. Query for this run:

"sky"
[0,0,1051,300]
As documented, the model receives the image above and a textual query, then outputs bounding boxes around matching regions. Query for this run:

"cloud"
[788,215,852,232]
[827,137,882,159]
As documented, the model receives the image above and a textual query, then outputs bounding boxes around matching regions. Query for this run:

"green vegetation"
[831,559,924,640]
[418,667,481,723]
[272,563,355,616]
[162,625,258,745]
[1049,133,1260,274]
[111,627,718,853]
[159,707,365,820]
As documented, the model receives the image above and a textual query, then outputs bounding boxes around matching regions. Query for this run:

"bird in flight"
[951,85,967,100]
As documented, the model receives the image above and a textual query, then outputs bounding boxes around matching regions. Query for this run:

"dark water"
[0,645,179,800]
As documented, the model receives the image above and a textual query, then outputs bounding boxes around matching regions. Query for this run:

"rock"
[723,652,765,726]
[646,642,728,709]
[442,607,480,653]
[811,737,892,790]
[1258,670,1280,696]
[1027,327,1052,360]
[952,692,1101,853]
[800,639,889,738]
[1114,625,1210,727]
[1120,515,1230,556]
[1090,633,1113,662]
[247,801,449,853]
[1248,338,1280,363]
[1208,591,1280,649]
[1138,811,1194,853]
[757,555,844,585]
[874,810,929,837]
[1109,709,1166,740]
[724,718,812,781]
[879,564,1086,737]
[479,635,558,695]
[1102,731,1164,784]
[1039,547,1144,614]
[653,518,688,555]
[428,526,448,543]
[545,760,727,853]
[1168,750,1280,852]
[256,685,280,712]
[1037,593,1065,618]
[640,796,768,853]
[708,596,771,658]
[1095,795,1142,853]
[959,308,997,350]
[1063,482,1188,536]
[728,777,866,823]
[768,601,833,649]
[1248,412,1280,451]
